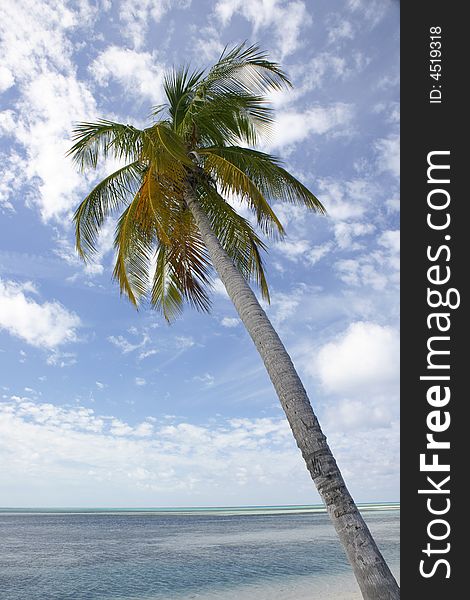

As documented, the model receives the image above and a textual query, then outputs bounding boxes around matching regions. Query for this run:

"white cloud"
[333,221,375,249]
[117,0,190,49]
[324,398,393,431]
[274,239,310,261]
[346,0,392,27]
[306,242,334,266]
[139,348,159,361]
[193,373,215,387]
[46,351,78,368]
[318,178,377,221]
[0,394,399,504]
[108,333,149,354]
[334,229,400,290]
[221,317,240,328]
[0,279,81,349]
[1,0,98,221]
[215,0,312,58]
[90,46,166,104]
[0,396,308,504]
[300,53,348,89]
[174,335,194,349]
[266,103,353,151]
[0,66,14,92]
[313,321,399,395]
[135,377,147,386]
[327,18,354,44]
[20,73,97,220]
[191,25,224,61]
[267,287,305,326]
[373,101,400,125]
[0,151,22,212]
[1,1,77,80]
[335,258,387,290]
[375,134,400,178]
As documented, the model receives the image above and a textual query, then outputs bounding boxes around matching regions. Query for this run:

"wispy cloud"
[214,0,312,58]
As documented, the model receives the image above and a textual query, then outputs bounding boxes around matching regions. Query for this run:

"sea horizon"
[0,501,400,515]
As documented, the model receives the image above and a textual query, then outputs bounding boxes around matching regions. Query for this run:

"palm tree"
[68,43,399,599]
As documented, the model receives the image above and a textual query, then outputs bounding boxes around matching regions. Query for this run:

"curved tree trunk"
[185,191,399,600]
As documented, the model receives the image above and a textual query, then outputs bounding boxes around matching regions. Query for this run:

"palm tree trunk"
[185,190,399,600]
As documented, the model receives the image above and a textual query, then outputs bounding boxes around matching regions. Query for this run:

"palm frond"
[74,161,145,259]
[200,146,326,213]
[112,197,154,306]
[198,149,285,238]
[177,42,289,146]
[187,92,274,146]
[163,66,204,130]
[207,42,292,96]
[67,120,143,170]
[142,122,192,169]
[151,208,213,320]
[151,245,185,321]
[196,181,270,301]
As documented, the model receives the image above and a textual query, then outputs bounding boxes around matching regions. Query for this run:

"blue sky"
[0,0,399,507]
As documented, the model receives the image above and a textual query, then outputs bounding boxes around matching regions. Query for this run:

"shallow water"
[0,507,399,600]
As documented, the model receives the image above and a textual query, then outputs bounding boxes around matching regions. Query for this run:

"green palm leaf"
[199,149,285,237]
[201,146,326,212]
[74,161,145,259]
[196,181,270,301]
[68,120,144,170]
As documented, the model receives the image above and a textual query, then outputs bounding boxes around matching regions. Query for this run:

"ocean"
[0,505,399,600]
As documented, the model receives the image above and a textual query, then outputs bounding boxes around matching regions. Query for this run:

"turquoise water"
[0,505,399,599]
[0,502,399,515]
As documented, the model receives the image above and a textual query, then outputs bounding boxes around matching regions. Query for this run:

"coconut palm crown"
[68,43,325,320]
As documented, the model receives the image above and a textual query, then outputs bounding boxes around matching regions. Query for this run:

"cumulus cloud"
[90,46,166,104]
[324,398,393,431]
[313,321,399,395]
[0,279,81,349]
[0,66,15,92]
[0,397,307,504]
[1,0,98,221]
[0,395,399,504]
